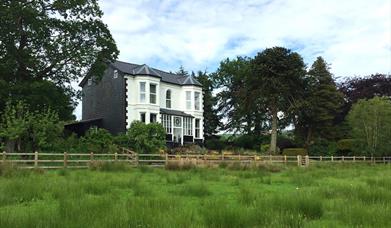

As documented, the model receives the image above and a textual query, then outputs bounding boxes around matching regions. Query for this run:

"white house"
[79,60,204,145]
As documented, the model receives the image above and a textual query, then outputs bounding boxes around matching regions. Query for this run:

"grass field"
[0,163,390,227]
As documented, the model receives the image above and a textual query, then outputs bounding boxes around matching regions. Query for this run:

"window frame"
[140,112,146,123]
[195,118,201,138]
[194,92,200,110]
[166,89,172,109]
[139,82,146,103]
[150,113,157,123]
[186,91,192,110]
[150,83,157,104]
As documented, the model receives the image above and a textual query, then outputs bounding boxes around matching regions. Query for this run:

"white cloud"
[74,0,391,119]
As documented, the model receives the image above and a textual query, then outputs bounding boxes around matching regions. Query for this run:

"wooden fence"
[1,151,390,169]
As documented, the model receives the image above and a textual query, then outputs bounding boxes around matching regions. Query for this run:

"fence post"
[90,152,94,161]
[34,151,38,168]
[342,156,344,162]
[297,155,301,166]
[254,155,257,164]
[331,156,334,162]
[363,156,366,161]
[320,156,322,161]
[305,155,309,166]
[383,157,386,164]
[165,153,168,165]
[221,153,224,161]
[114,152,118,162]
[64,152,68,168]
[2,151,6,163]
[238,154,241,161]
[353,156,355,162]
[135,153,139,166]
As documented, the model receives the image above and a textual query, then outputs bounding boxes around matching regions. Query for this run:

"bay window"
[139,82,146,103]
[194,92,200,110]
[186,91,191,110]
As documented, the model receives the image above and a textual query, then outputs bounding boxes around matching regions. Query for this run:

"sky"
[74,0,391,119]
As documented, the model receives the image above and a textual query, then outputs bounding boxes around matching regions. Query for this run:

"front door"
[173,116,182,144]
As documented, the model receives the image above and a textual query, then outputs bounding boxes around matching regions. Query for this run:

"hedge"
[337,139,354,152]
[282,148,308,156]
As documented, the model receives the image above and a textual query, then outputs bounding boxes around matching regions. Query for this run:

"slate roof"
[79,60,202,87]
[160,108,194,117]
[80,60,202,87]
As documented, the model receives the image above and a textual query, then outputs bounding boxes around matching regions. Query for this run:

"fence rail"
[1,151,390,169]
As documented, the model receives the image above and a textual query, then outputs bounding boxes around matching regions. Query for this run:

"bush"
[127,121,166,154]
[204,137,225,151]
[337,139,354,154]
[80,127,117,154]
[282,148,307,156]
[260,144,270,154]
[233,135,261,150]
[308,140,337,156]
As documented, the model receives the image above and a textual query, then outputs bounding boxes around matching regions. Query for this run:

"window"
[140,112,146,123]
[150,84,157,104]
[186,91,191,110]
[183,117,193,136]
[166,90,171,108]
[150,113,157,123]
[195,119,200,138]
[87,78,92,86]
[161,114,172,133]
[194,92,200,110]
[140,82,146,103]
[113,69,118,79]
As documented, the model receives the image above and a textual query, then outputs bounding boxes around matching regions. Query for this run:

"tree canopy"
[251,47,307,153]
[0,0,119,120]
[347,96,391,156]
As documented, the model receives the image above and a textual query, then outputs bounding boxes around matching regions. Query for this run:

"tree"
[81,127,117,154]
[337,74,391,123]
[347,97,391,156]
[0,101,63,152]
[213,57,267,135]
[0,0,119,117]
[195,71,221,138]
[295,57,343,146]
[251,47,306,153]
[176,65,189,76]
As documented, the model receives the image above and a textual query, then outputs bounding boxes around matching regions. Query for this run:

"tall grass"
[0,164,390,227]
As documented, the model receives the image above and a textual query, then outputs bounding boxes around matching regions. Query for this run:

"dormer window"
[166,90,171,108]
[113,69,118,79]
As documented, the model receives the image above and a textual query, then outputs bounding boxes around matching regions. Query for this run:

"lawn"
[0,163,390,227]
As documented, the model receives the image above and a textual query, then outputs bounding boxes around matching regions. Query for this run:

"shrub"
[282,148,307,156]
[233,134,261,150]
[260,144,270,154]
[127,121,166,154]
[337,139,354,154]
[204,137,225,151]
[81,127,117,154]
[308,140,337,156]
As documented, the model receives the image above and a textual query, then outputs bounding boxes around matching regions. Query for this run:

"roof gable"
[80,60,202,87]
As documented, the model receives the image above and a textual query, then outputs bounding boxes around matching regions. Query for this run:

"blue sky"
[74,0,391,119]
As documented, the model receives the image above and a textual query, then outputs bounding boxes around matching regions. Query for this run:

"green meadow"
[0,163,390,227]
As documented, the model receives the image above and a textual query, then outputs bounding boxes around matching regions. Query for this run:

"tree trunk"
[270,104,278,154]
[305,127,313,148]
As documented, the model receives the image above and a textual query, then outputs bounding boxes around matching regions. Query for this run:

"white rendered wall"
[125,75,204,140]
